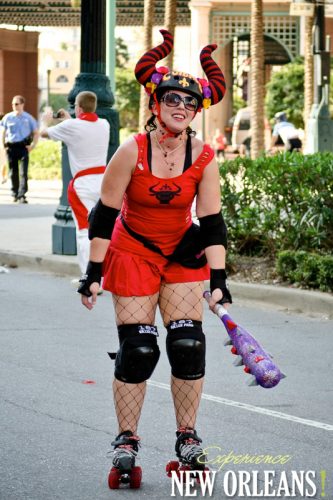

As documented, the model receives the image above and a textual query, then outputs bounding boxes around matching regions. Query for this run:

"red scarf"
[78,112,98,122]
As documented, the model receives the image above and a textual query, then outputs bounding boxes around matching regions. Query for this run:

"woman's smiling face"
[155,90,198,133]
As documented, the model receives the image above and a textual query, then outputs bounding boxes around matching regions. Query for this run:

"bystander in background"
[40,91,110,281]
[0,113,8,184]
[212,127,227,160]
[0,96,39,203]
[271,112,302,152]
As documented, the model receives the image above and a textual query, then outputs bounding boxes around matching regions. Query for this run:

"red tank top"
[112,133,214,255]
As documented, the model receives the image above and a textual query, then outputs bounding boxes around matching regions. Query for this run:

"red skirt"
[102,223,209,297]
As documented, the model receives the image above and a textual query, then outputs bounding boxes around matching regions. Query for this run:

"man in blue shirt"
[1,95,38,203]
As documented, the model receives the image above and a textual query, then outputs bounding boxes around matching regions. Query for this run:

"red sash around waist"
[67,166,106,230]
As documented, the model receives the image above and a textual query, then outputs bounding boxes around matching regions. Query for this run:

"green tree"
[39,93,68,113]
[116,37,130,69]
[115,67,140,131]
[265,58,305,128]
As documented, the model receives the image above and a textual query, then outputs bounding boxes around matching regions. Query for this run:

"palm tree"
[139,0,156,132]
[164,0,177,69]
[304,13,314,143]
[250,0,265,158]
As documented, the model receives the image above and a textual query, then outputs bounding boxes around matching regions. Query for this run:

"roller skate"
[108,431,142,489]
[166,427,209,482]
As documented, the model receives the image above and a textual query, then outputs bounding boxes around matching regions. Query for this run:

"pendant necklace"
[154,132,185,171]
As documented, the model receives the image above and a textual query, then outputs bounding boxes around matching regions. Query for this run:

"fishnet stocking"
[111,282,205,434]
[159,282,205,429]
[113,378,147,434]
[112,293,159,325]
[159,281,204,326]
[112,294,159,435]
[171,376,204,429]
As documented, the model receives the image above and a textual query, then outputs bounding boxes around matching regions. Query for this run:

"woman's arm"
[196,156,225,263]
[80,137,137,309]
[196,158,231,308]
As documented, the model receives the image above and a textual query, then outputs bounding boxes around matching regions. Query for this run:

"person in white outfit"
[271,112,302,152]
[41,91,110,274]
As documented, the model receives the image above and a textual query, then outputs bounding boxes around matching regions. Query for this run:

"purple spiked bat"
[204,292,285,388]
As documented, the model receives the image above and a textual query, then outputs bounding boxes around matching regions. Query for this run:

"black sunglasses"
[161,92,198,112]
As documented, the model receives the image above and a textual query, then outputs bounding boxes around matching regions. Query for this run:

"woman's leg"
[112,293,159,434]
[159,281,205,429]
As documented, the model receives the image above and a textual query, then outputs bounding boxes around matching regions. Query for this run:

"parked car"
[230,106,271,155]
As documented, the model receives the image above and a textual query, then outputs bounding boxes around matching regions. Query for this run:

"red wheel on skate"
[178,465,191,472]
[195,467,210,484]
[166,460,180,477]
[129,466,142,489]
[108,467,121,489]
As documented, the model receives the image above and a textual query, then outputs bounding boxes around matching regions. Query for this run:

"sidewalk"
[1,179,332,319]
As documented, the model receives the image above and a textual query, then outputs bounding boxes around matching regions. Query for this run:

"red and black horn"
[200,44,226,104]
[135,29,173,86]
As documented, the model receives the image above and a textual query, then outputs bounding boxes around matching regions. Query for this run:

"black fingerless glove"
[210,269,232,305]
[77,261,103,297]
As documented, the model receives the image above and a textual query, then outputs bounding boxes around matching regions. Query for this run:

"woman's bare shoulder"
[112,135,139,164]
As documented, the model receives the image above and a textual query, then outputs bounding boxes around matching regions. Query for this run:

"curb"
[229,281,333,319]
[0,251,80,277]
[1,250,332,319]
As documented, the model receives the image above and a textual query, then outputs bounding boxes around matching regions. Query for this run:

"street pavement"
[0,268,332,500]
[0,179,332,319]
[0,179,333,499]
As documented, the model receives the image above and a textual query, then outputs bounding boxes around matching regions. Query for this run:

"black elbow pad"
[88,199,119,240]
[198,212,227,249]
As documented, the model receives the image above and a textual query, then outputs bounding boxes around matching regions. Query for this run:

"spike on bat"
[231,346,238,355]
[226,319,237,331]
[223,338,233,346]
[244,366,251,374]
[248,377,258,386]
[233,356,244,367]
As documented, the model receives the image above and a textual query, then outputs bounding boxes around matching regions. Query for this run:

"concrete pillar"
[189,1,212,141]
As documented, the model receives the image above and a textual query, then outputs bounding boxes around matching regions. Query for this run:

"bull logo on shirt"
[149,182,181,204]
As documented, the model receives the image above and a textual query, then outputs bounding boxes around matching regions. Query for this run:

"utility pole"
[305,1,333,153]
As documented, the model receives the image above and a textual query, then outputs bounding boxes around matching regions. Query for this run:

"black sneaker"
[19,196,28,204]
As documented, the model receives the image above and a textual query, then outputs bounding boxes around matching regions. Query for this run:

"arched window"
[56,75,69,83]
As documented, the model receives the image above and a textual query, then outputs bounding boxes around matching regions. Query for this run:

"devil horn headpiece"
[135,29,226,109]
[135,29,173,86]
[200,44,226,105]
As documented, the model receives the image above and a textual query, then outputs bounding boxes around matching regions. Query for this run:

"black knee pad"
[166,320,206,380]
[114,324,160,384]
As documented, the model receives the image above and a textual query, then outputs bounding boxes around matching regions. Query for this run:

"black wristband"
[77,261,103,297]
[210,268,232,305]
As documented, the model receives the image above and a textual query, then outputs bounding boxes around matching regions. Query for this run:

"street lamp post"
[46,68,51,107]
[52,0,119,256]
[306,1,333,153]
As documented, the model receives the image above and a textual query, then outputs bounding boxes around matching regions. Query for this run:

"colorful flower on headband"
[145,81,157,94]
[203,87,212,99]
[198,78,209,88]
[151,73,164,85]
[203,98,211,109]
[156,66,169,74]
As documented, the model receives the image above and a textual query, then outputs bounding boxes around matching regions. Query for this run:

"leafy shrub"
[28,140,61,180]
[265,57,305,128]
[219,152,333,256]
[276,251,333,292]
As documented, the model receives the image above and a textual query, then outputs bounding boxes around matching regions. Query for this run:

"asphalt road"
[0,269,332,500]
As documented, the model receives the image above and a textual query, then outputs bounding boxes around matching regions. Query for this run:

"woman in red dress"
[78,29,232,486]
